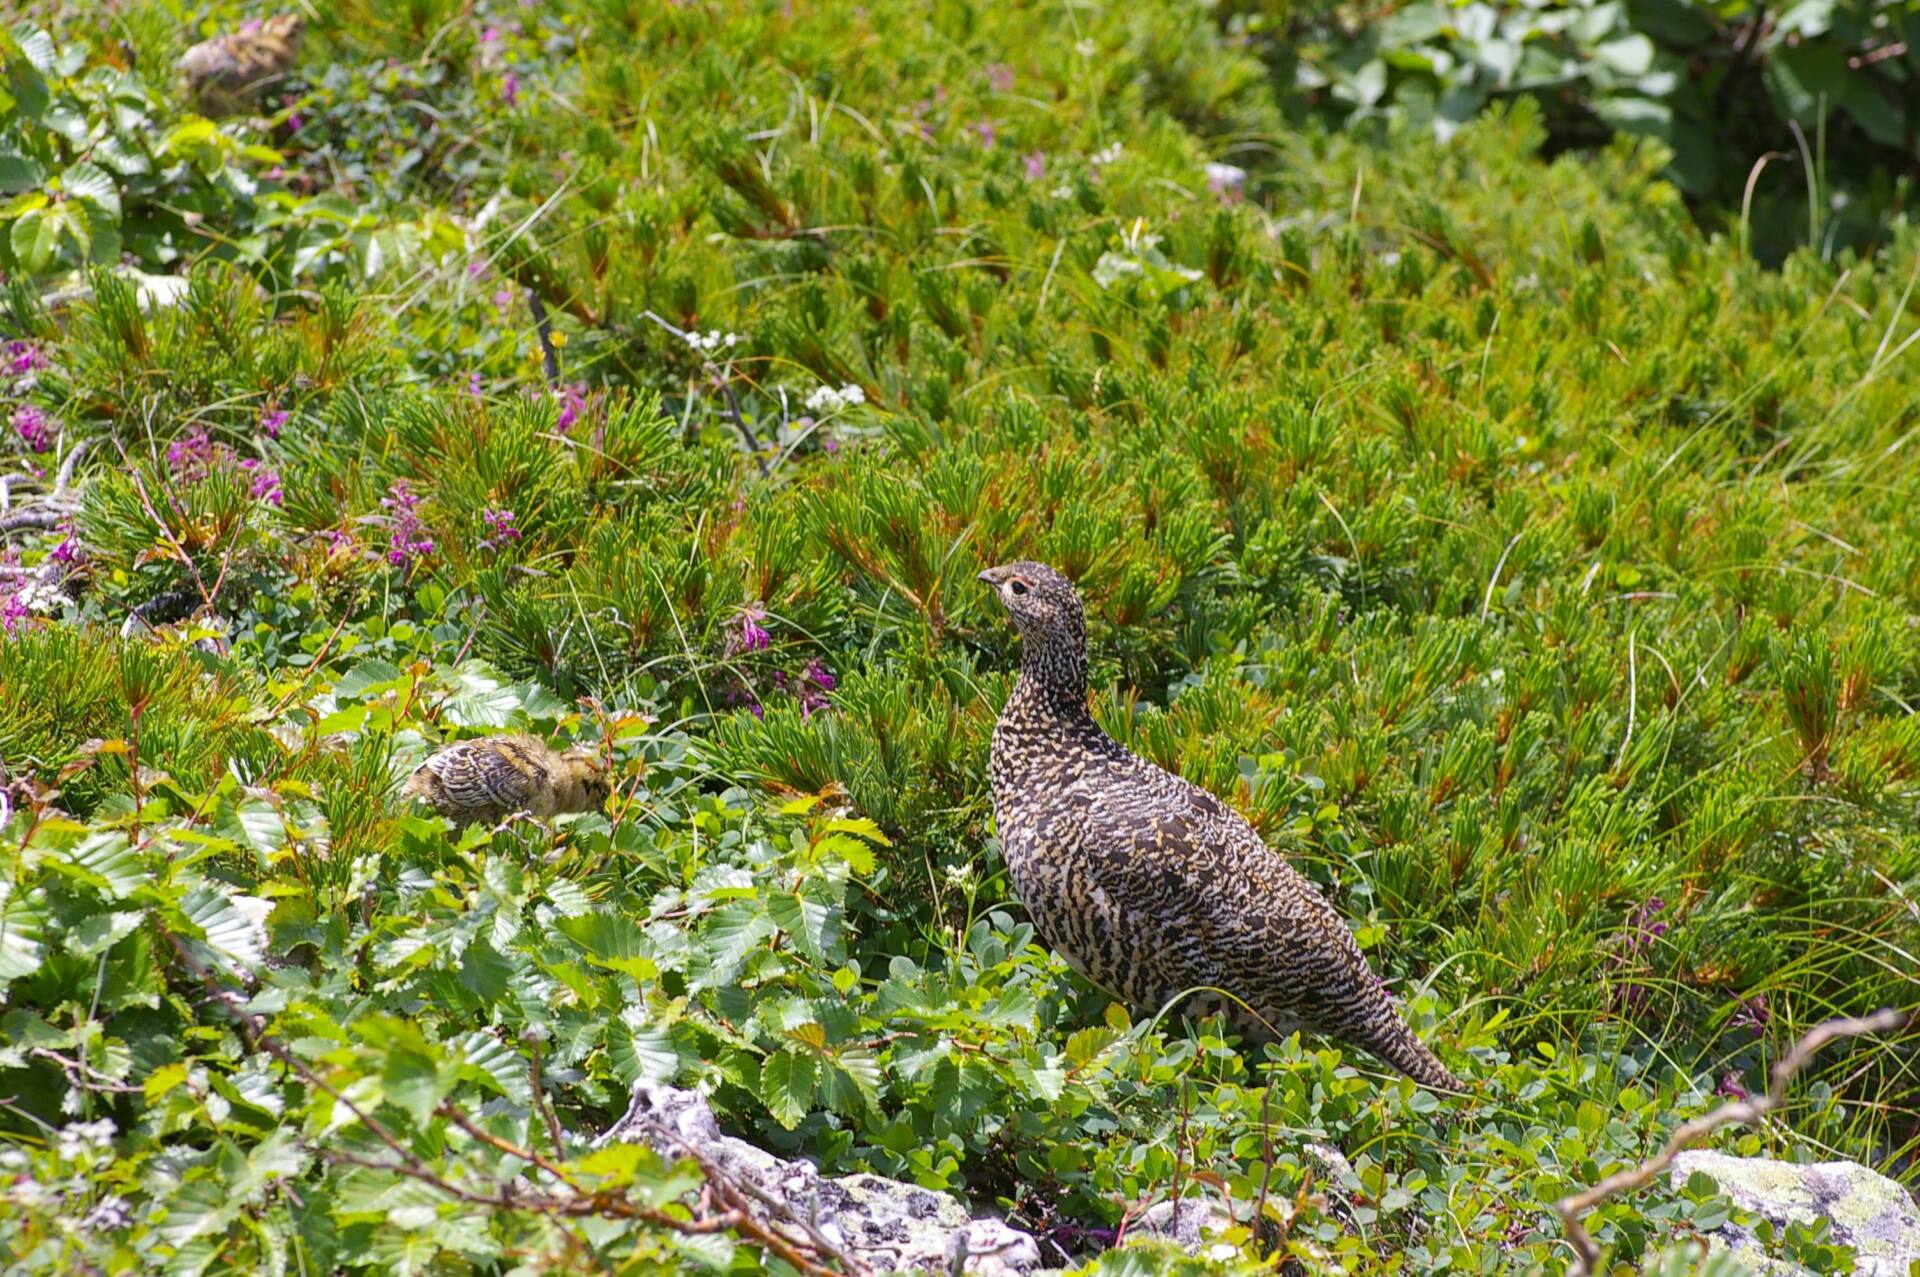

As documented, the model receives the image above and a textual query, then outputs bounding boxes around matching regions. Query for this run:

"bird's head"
[558,747,613,810]
[977,560,1083,640]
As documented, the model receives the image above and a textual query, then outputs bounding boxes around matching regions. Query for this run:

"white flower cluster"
[804,383,866,414]
[56,1118,116,1160]
[1204,161,1246,194]
[1090,142,1122,167]
[682,329,741,353]
[13,577,66,615]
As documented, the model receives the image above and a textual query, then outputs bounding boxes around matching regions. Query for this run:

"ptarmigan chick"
[980,561,1463,1092]
[177,14,303,115]
[402,735,610,827]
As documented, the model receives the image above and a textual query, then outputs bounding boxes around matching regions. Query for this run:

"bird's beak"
[976,567,1001,586]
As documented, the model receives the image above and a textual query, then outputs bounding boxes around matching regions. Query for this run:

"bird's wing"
[1057,767,1372,989]
[436,744,533,812]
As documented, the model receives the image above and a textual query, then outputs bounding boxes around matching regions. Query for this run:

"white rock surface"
[598,1081,1042,1274]
[1670,1150,1920,1276]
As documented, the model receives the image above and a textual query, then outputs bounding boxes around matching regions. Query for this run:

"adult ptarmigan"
[979,560,1461,1091]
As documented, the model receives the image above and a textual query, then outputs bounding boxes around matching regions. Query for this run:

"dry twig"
[1555,1007,1913,1276]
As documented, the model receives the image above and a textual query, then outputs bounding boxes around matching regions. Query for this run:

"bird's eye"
[1009,578,1030,596]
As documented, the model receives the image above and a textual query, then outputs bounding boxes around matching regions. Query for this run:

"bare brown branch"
[1555,1007,1914,1276]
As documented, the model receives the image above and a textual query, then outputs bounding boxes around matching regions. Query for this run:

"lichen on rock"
[1670,1150,1920,1276]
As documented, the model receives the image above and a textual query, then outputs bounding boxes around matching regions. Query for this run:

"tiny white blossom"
[1204,162,1246,194]
[681,329,743,354]
[56,1118,116,1160]
[81,1195,132,1232]
[15,579,65,614]
[1075,38,1095,57]
[804,384,866,414]
[1091,142,1122,167]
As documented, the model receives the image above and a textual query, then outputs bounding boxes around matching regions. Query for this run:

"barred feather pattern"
[981,561,1463,1092]
[401,735,609,827]
[177,14,303,113]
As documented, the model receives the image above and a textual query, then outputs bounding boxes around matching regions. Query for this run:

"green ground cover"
[0,1,1917,1272]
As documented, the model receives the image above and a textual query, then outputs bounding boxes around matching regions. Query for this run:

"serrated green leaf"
[0,886,48,983]
[760,1050,815,1129]
[60,160,120,220]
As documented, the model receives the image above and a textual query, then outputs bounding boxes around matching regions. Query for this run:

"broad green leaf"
[608,1019,679,1085]
[67,909,144,956]
[557,912,657,981]
[766,891,839,963]
[0,152,42,193]
[0,886,48,983]
[59,160,120,220]
[335,658,407,700]
[51,830,150,897]
[10,205,61,274]
[180,886,266,971]
[759,1050,815,1129]
[453,1030,532,1103]
[215,799,286,856]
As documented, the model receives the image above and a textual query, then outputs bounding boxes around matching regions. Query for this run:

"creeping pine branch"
[1556,1007,1914,1277]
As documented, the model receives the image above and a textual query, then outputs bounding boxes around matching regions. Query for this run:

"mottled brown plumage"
[177,14,303,115]
[981,561,1462,1092]
[402,735,610,827]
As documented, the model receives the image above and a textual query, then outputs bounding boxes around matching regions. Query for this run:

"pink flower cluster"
[6,341,45,377]
[479,506,521,550]
[11,405,52,453]
[163,427,281,505]
[554,383,587,433]
[382,479,435,570]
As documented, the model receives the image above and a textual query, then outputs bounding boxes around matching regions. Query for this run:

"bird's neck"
[1010,624,1090,721]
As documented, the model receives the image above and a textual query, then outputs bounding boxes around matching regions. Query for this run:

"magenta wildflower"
[554,382,587,432]
[1,590,27,636]
[822,435,841,455]
[50,534,79,565]
[5,341,45,376]
[239,459,283,506]
[984,62,1014,92]
[492,288,515,314]
[482,25,502,43]
[11,405,52,452]
[167,427,215,479]
[973,119,997,149]
[804,658,836,692]
[259,408,289,440]
[287,113,304,132]
[1715,1071,1751,1100]
[737,603,770,653]
[501,72,520,106]
[382,479,435,570]
[480,506,521,549]
[1022,151,1046,181]
[467,371,484,397]
[1730,993,1770,1037]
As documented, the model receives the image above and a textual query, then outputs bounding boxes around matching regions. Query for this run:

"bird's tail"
[1330,970,1468,1094]
[1365,1015,1467,1094]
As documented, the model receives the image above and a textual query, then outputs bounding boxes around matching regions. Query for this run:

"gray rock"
[1670,1150,1920,1276]
[597,1081,1042,1275]
[1127,1198,1237,1261]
